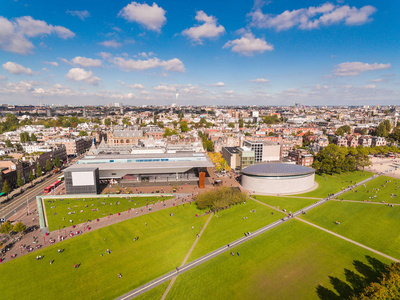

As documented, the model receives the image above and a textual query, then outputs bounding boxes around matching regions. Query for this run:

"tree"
[28,170,35,182]
[335,125,351,136]
[354,262,400,300]
[375,120,391,137]
[104,118,111,126]
[195,187,247,211]
[2,180,11,195]
[15,143,23,151]
[238,118,244,128]
[313,143,371,175]
[16,172,24,187]
[360,128,368,135]
[0,222,13,234]
[78,130,88,136]
[13,222,26,233]
[179,121,189,132]
[262,115,281,124]
[122,117,131,126]
[20,131,30,143]
[53,156,61,168]
[45,159,53,172]
[227,122,235,128]
[30,133,37,142]
[36,165,42,177]
[5,140,13,148]
[163,128,178,138]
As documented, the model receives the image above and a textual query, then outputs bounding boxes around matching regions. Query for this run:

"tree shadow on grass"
[316,256,388,300]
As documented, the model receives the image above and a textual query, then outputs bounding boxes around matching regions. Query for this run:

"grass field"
[187,199,284,262]
[43,195,172,231]
[253,195,318,213]
[295,171,374,198]
[0,204,206,300]
[337,175,400,204]
[135,281,171,300]
[166,220,391,300]
[300,201,400,259]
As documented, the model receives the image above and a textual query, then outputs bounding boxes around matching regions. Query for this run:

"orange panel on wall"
[199,171,205,188]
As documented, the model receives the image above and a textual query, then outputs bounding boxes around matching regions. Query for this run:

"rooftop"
[242,162,315,177]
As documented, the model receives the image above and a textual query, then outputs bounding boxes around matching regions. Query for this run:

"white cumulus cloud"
[182,11,225,43]
[70,56,102,67]
[119,2,166,32]
[127,83,145,89]
[66,10,90,21]
[209,82,225,87]
[333,62,391,76]
[248,2,376,31]
[223,33,273,56]
[251,78,269,83]
[65,68,101,85]
[43,61,59,67]
[99,40,122,48]
[0,16,75,54]
[112,57,185,72]
[3,62,33,75]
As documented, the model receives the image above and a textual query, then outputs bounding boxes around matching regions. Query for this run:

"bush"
[195,187,247,211]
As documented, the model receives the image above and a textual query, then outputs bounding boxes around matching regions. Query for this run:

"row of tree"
[356,262,400,299]
[0,221,26,235]
[208,152,231,172]
[195,187,247,211]
[1,156,62,195]
[312,144,371,174]
[198,131,214,152]
[19,132,37,143]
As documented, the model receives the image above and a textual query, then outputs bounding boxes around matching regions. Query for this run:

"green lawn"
[300,201,400,259]
[0,204,206,300]
[167,220,391,300]
[187,199,285,262]
[295,170,374,198]
[337,175,400,204]
[43,195,172,231]
[253,195,318,213]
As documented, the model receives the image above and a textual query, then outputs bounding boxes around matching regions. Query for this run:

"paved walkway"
[296,217,400,262]
[160,213,214,300]
[330,199,400,206]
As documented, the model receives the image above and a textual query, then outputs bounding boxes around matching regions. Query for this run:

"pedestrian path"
[296,217,400,262]
[330,199,400,205]
[160,213,213,300]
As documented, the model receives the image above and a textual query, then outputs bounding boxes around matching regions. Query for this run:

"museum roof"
[242,162,315,177]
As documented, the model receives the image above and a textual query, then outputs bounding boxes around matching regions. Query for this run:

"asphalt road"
[0,173,61,221]
[0,155,83,222]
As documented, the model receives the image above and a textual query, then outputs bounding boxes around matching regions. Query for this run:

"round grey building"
[241,163,316,194]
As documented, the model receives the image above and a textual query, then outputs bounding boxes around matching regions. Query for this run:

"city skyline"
[0,0,398,106]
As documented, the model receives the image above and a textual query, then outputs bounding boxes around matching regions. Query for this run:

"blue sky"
[0,0,398,106]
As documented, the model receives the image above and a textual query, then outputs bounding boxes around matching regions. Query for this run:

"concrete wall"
[65,168,99,194]
[262,144,281,161]
[241,173,315,194]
